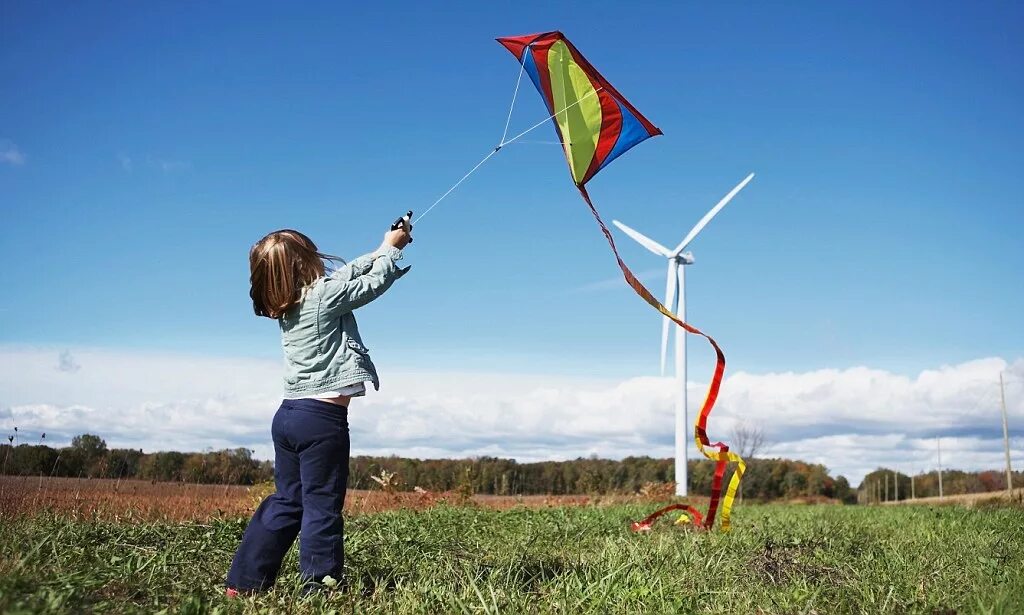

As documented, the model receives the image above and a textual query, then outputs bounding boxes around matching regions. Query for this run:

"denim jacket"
[279,246,408,398]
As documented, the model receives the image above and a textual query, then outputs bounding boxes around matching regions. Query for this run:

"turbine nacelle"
[675,252,694,265]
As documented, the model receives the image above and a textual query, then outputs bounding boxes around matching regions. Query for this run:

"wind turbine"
[613,172,754,497]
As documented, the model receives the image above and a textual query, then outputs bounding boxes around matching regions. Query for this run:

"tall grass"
[1,503,1022,613]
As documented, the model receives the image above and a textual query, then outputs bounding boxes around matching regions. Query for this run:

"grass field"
[2,484,1023,615]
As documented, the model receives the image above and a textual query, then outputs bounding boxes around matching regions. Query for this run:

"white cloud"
[769,433,1017,484]
[1,345,1021,483]
[570,268,663,293]
[114,152,189,173]
[146,156,190,173]
[57,350,80,373]
[1,140,25,166]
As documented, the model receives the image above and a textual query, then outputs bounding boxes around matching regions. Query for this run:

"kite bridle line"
[413,85,604,226]
[499,44,528,146]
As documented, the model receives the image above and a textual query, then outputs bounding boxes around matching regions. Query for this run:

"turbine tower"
[613,172,754,497]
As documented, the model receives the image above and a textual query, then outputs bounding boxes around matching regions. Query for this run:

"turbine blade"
[612,220,672,257]
[661,260,678,376]
[672,172,755,255]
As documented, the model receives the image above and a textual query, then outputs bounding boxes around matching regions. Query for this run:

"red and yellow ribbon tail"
[630,503,704,532]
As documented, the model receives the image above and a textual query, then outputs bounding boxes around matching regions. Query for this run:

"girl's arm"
[328,253,377,283]
[320,230,411,313]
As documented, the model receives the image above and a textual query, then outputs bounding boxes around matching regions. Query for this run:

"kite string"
[414,87,605,225]
[414,148,500,225]
[499,48,527,145]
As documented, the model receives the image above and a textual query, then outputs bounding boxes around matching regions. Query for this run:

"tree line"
[3,434,853,499]
[857,467,1021,502]
[1,434,272,485]
[350,455,859,502]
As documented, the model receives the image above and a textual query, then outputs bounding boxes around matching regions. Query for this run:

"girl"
[226,224,411,595]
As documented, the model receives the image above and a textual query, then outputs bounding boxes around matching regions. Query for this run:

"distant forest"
[348,455,860,503]
[857,467,1021,502]
[2,433,1017,503]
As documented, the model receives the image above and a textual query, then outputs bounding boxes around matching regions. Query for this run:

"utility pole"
[884,473,889,502]
[1001,373,1013,494]
[911,472,916,499]
[894,471,899,501]
[937,438,944,499]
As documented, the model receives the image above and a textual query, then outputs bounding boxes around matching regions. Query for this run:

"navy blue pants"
[226,398,350,591]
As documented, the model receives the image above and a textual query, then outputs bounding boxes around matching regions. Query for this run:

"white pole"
[674,261,688,497]
[937,438,943,499]
[1000,373,1013,493]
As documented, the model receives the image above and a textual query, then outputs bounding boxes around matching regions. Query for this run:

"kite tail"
[630,503,703,532]
[576,185,745,532]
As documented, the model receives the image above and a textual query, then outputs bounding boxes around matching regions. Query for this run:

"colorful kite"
[495,31,745,532]
[495,32,662,186]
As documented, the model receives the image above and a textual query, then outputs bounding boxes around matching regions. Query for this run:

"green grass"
[2,503,1023,614]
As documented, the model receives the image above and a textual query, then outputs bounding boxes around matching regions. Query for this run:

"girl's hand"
[382,228,412,250]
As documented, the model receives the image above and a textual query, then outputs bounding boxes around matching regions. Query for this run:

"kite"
[495,32,663,186]
[419,31,745,531]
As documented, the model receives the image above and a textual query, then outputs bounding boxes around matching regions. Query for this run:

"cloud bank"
[1,346,1020,483]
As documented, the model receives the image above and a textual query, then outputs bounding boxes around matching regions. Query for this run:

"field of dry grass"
[0,476,253,521]
[0,476,670,522]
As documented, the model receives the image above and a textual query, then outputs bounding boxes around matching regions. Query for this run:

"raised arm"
[319,228,412,313]
[327,253,377,283]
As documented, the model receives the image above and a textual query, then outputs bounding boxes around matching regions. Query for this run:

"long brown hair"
[249,230,339,319]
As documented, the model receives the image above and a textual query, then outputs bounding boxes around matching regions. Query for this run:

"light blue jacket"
[279,246,408,398]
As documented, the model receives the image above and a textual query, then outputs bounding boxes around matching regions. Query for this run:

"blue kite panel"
[598,99,653,173]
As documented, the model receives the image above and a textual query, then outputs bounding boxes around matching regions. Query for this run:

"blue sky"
[2,3,1023,480]
[3,1,1022,378]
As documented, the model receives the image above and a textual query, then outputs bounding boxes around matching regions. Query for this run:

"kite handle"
[391,210,414,243]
